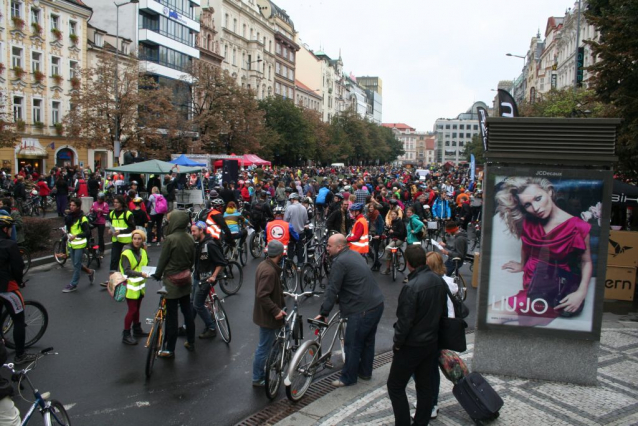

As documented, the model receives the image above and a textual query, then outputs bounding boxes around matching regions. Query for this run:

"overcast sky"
[278,0,579,132]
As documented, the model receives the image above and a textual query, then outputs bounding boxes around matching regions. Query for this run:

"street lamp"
[113,0,138,166]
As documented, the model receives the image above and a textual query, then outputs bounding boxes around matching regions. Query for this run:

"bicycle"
[0,299,48,350]
[247,221,266,259]
[300,233,330,292]
[470,220,481,251]
[224,238,248,267]
[204,282,231,344]
[19,246,31,276]
[145,287,167,378]
[2,348,71,425]
[265,290,323,400]
[21,195,45,218]
[52,227,68,266]
[217,260,244,296]
[279,255,298,293]
[450,257,468,302]
[82,235,101,270]
[284,310,347,402]
[385,237,406,282]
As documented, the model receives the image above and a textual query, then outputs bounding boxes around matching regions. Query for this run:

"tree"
[518,87,614,118]
[0,92,18,148]
[64,54,181,160]
[585,0,638,180]
[186,62,265,155]
[258,96,312,165]
[463,134,485,164]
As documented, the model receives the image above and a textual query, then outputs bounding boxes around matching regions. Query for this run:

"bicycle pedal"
[325,361,334,369]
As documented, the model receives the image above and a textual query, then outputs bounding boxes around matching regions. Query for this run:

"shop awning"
[17,145,47,159]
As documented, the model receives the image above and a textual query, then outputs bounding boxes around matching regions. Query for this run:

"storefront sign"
[162,6,190,26]
[478,166,612,339]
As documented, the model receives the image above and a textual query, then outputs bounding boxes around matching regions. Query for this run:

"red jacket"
[37,181,50,196]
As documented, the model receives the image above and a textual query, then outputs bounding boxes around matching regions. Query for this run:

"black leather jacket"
[393,265,448,348]
[194,235,227,281]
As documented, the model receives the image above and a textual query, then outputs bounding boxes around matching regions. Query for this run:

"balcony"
[139,60,193,82]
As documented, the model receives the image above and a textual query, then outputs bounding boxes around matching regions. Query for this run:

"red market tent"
[213,154,271,168]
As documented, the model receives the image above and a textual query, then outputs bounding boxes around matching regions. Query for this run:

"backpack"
[154,194,168,214]
[251,201,265,224]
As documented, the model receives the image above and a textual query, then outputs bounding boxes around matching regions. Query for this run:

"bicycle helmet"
[389,199,399,205]
[349,203,364,212]
[0,215,14,228]
[289,193,300,200]
[284,187,293,193]
[97,192,105,200]
[209,189,219,198]
[334,193,344,200]
[211,198,225,208]
[273,206,285,215]
[133,197,143,204]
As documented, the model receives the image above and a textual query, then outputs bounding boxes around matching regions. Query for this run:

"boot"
[122,330,137,345]
[133,322,149,337]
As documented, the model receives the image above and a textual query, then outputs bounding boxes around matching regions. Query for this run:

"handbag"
[438,317,467,352]
[527,262,583,317]
[167,269,192,287]
[107,272,127,302]
[446,286,469,319]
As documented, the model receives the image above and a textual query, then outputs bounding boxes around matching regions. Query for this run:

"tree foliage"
[463,134,485,164]
[518,88,614,118]
[64,54,181,159]
[186,62,265,155]
[585,0,638,179]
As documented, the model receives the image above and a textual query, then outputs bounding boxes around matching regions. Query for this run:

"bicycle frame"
[145,298,166,347]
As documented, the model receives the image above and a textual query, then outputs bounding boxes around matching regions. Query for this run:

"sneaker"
[199,329,217,339]
[62,284,77,293]
[252,379,266,387]
[403,276,409,283]
[157,350,174,358]
[88,269,96,285]
[357,374,371,381]
[331,379,347,387]
[184,341,195,352]
[14,352,39,365]
[381,269,390,275]
[100,281,108,288]
[431,405,439,419]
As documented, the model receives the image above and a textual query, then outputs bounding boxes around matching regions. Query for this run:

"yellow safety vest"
[109,210,133,243]
[68,216,88,249]
[119,249,148,299]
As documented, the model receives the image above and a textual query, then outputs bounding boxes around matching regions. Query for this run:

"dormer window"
[95,33,103,47]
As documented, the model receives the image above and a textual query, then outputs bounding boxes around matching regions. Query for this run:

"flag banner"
[497,89,519,117]
[470,154,476,182]
[477,107,489,151]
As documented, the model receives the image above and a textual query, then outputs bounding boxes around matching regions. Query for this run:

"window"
[13,97,23,121]
[276,62,280,75]
[459,124,464,130]
[51,101,60,124]
[51,57,60,76]
[473,125,478,130]
[249,28,253,40]
[268,65,271,80]
[242,52,245,69]
[69,20,77,35]
[452,141,457,146]
[50,14,59,30]
[452,124,457,129]
[276,43,281,54]
[445,141,450,147]
[11,1,21,19]
[232,48,236,66]
[32,99,42,123]
[247,54,251,69]
[466,133,471,138]
[436,124,443,130]
[69,60,78,78]
[459,141,464,147]
[31,8,40,25]
[31,51,41,72]
[12,47,23,68]
[283,47,287,59]
[224,14,229,28]
[94,33,103,47]
[290,69,294,81]
[452,132,457,138]
[290,51,294,62]
[224,44,228,60]
[269,40,272,52]
[233,19,237,33]
[242,24,246,38]
[445,124,450,129]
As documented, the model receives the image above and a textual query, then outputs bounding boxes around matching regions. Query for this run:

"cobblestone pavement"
[274,327,638,426]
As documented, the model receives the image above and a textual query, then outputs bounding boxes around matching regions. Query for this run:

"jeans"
[191,278,215,331]
[69,247,84,286]
[387,344,438,426]
[431,351,441,406]
[370,237,381,267]
[96,224,106,254]
[341,303,384,385]
[165,294,195,352]
[56,195,67,216]
[445,258,461,277]
[252,327,277,382]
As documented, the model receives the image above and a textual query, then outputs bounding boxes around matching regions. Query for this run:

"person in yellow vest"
[62,197,96,292]
[346,203,369,254]
[120,230,150,345]
[103,196,135,287]
[265,206,299,257]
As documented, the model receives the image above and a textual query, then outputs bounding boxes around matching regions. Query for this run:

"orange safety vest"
[267,219,290,254]
[456,192,469,207]
[205,209,223,240]
[348,215,369,254]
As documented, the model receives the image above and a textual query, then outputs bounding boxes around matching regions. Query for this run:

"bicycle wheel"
[391,261,397,282]
[219,261,243,296]
[145,320,163,378]
[300,264,317,293]
[249,233,262,258]
[265,339,285,400]
[456,274,468,302]
[1,301,48,349]
[20,248,31,276]
[239,241,248,266]
[213,297,231,343]
[45,399,72,426]
[53,241,67,266]
[396,248,406,272]
[283,263,297,293]
[286,342,319,402]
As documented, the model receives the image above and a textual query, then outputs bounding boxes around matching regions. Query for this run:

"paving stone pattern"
[311,328,638,426]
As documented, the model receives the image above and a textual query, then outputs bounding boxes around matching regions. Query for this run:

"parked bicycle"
[2,348,71,425]
[265,290,322,400]
[145,287,167,378]
[284,310,347,402]
[21,194,45,218]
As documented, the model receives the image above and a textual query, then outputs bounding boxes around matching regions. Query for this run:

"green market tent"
[105,159,203,175]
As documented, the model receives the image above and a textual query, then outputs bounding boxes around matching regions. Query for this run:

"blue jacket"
[432,199,451,219]
[316,187,330,204]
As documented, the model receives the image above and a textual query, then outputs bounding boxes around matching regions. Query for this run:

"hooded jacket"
[155,210,195,299]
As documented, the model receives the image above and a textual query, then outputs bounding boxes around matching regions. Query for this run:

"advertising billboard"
[477,166,613,339]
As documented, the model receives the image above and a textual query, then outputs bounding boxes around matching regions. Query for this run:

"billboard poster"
[478,166,612,339]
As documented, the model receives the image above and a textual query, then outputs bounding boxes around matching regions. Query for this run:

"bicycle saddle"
[307,318,328,328]
[452,257,462,262]
[157,286,168,295]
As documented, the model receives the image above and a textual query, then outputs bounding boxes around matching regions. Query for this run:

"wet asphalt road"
[11,242,478,426]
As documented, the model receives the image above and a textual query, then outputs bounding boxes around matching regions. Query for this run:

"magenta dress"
[507,216,591,326]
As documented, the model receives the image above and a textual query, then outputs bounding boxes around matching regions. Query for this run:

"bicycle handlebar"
[283,291,324,299]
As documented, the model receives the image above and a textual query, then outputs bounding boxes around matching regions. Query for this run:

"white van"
[416,169,430,180]
[331,163,345,167]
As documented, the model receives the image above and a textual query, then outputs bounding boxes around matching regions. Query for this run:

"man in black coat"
[387,245,448,426]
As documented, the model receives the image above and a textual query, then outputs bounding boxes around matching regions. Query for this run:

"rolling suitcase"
[452,372,503,425]
[438,349,469,385]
